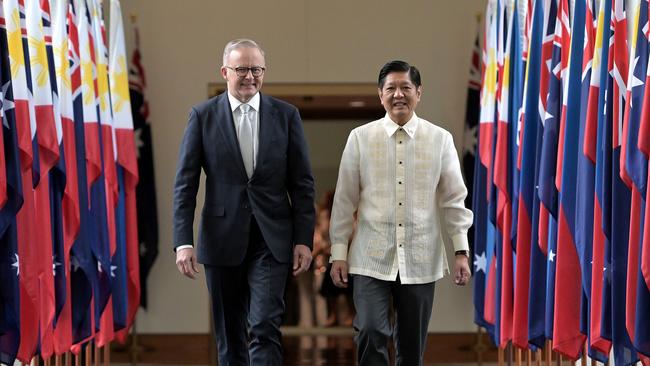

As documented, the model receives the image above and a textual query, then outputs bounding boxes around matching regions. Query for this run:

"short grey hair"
[222,39,266,66]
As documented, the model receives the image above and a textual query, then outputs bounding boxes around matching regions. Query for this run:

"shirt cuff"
[329,244,349,262]
[175,244,193,252]
[451,233,469,253]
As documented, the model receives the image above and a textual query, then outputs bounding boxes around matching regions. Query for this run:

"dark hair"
[378,60,421,89]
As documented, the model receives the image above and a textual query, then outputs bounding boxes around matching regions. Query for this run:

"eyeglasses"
[225,66,266,77]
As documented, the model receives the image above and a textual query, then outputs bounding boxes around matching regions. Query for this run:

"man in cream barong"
[329,60,473,366]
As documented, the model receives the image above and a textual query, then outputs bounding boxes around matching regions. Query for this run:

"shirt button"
[398,181,402,184]
[399,161,403,164]
[399,141,402,144]
[398,223,402,227]
[399,244,403,247]
[399,202,402,206]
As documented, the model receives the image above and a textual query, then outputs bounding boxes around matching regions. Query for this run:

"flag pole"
[103,344,110,366]
[474,325,487,366]
[94,343,99,366]
[499,346,504,366]
[129,321,141,366]
[508,343,514,366]
[84,343,91,366]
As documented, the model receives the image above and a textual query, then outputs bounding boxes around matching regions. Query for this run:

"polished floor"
[110,332,497,365]
[281,336,497,365]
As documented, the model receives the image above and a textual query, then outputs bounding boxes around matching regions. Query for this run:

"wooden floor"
[110,330,499,365]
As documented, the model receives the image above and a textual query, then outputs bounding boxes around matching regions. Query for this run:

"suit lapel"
[213,93,248,180]
[256,94,277,176]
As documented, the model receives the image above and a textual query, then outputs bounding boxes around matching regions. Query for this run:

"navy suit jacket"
[172,92,315,265]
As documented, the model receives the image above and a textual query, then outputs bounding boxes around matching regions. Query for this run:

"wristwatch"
[455,250,470,258]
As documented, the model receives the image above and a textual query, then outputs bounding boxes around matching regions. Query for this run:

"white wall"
[118,0,486,334]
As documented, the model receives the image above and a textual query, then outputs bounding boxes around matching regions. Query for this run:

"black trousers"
[352,274,436,366]
[204,218,290,366]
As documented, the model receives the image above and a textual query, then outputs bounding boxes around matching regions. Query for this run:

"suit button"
[243,203,249,209]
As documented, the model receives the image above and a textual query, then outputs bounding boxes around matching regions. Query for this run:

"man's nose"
[394,88,404,98]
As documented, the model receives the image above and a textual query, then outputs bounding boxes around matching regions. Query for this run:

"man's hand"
[330,260,349,288]
[453,254,471,286]
[293,244,313,276]
[176,247,200,279]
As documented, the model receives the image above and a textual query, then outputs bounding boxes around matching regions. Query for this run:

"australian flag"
[130,25,158,309]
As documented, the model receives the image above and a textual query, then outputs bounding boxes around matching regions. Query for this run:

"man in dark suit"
[172,39,315,365]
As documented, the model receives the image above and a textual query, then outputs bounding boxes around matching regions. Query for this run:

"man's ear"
[220,66,228,80]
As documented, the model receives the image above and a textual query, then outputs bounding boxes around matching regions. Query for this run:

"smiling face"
[220,46,265,103]
[378,71,422,125]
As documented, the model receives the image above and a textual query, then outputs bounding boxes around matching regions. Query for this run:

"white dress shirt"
[329,113,473,284]
[176,92,261,252]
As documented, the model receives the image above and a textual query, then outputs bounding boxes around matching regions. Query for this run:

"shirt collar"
[228,92,261,113]
[382,113,419,138]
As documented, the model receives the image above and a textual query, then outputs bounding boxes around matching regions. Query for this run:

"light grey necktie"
[238,104,254,178]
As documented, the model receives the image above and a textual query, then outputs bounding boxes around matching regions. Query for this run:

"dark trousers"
[352,274,436,366]
[204,218,290,366]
